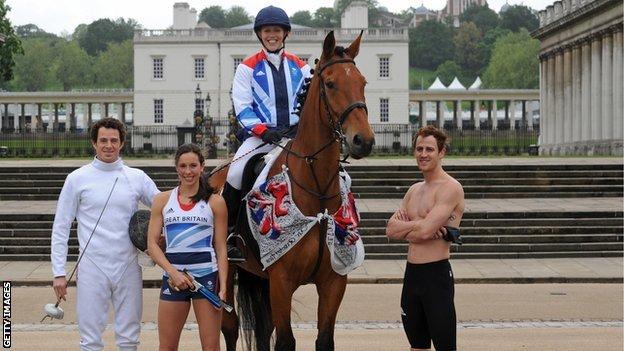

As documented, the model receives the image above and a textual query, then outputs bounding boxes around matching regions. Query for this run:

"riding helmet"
[254,6,291,32]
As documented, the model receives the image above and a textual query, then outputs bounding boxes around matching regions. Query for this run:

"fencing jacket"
[232,49,312,138]
[51,157,159,282]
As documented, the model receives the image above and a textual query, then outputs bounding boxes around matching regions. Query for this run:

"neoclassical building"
[133,2,409,127]
[533,0,623,155]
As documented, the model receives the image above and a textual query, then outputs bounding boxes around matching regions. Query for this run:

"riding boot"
[222,182,245,262]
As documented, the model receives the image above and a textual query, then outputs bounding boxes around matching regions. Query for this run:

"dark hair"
[413,125,448,152]
[174,143,215,202]
[90,117,126,144]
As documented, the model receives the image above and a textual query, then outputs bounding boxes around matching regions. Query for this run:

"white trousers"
[76,256,142,351]
[226,136,276,190]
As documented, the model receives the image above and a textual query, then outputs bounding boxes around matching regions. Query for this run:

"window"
[380,98,389,122]
[153,57,163,79]
[154,99,163,123]
[195,98,204,114]
[378,56,390,78]
[194,57,205,79]
[233,57,244,74]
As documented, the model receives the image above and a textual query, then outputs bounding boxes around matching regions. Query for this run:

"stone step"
[0,164,621,174]
[350,184,623,193]
[355,192,623,199]
[363,233,622,244]
[357,226,623,236]
[3,177,622,188]
[365,251,624,259]
[364,242,622,253]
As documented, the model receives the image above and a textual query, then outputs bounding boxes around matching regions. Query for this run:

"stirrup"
[226,233,247,263]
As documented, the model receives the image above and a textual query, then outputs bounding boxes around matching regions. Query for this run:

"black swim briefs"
[400,259,456,351]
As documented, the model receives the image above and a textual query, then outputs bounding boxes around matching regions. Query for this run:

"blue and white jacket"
[232,49,312,138]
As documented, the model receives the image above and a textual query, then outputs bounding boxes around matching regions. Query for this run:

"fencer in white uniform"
[51,118,159,351]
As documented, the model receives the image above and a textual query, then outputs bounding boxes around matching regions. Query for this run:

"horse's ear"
[322,31,336,60]
[345,30,363,59]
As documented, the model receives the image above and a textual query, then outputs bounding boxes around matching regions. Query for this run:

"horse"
[210,30,375,351]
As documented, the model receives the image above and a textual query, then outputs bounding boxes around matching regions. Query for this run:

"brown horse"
[211,31,374,351]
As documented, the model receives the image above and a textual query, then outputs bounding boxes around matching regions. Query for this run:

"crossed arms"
[385,183,463,243]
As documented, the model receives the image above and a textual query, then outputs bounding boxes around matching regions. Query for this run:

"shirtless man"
[386,125,465,351]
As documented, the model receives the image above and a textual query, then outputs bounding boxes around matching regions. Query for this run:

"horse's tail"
[236,268,273,351]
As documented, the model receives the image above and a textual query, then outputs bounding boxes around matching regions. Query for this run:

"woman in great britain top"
[147,143,228,351]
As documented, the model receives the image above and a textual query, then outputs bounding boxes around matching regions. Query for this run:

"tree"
[454,22,483,73]
[409,20,454,70]
[199,6,226,28]
[0,0,24,83]
[15,24,57,39]
[435,60,462,86]
[459,4,499,35]
[10,38,59,91]
[79,18,139,56]
[72,23,88,42]
[55,41,93,90]
[313,7,336,27]
[500,5,539,32]
[224,6,251,28]
[93,40,133,88]
[483,29,539,89]
[478,27,511,67]
[291,10,313,27]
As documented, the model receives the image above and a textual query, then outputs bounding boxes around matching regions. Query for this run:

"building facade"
[533,0,623,155]
[133,3,409,127]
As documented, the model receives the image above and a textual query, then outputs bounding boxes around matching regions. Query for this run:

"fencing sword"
[41,177,119,322]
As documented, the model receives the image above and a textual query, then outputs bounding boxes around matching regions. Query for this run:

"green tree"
[225,6,251,28]
[435,60,462,86]
[72,23,88,42]
[10,38,59,91]
[478,26,511,67]
[500,5,539,32]
[483,29,539,89]
[313,7,336,27]
[199,6,226,28]
[291,10,313,27]
[459,4,499,35]
[55,41,93,90]
[15,24,57,39]
[409,20,454,70]
[79,18,139,56]
[93,40,133,88]
[0,0,24,83]
[454,22,483,72]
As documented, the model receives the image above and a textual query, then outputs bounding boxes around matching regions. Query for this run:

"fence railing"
[0,124,539,158]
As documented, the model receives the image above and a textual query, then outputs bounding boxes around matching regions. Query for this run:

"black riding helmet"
[254,6,291,53]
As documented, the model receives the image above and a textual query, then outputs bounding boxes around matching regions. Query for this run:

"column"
[590,35,602,140]
[474,99,481,130]
[69,103,76,131]
[436,101,443,128]
[548,54,556,146]
[613,27,623,141]
[509,100,516,130]
[601,29,613,140]
[572,44,582,143]
[36,104,43,131]
[53,103,59,132]
[539,57,546,135]
[563,47,573,145]
[491,100,498,130]
[87,103,93,127]
[19,103,25,132]
[554,50,564,145]
[455,100,462,130]
[420,101,427,127]
[581,39,592,141]
[121,103,126,124]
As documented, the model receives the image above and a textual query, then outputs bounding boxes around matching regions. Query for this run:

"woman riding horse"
[214,29,375,351]
[223,6,312,261]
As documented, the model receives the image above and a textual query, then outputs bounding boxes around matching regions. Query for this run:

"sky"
[7,0,553,36]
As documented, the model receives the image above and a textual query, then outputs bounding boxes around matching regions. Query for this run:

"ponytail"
[191,173,215,203]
